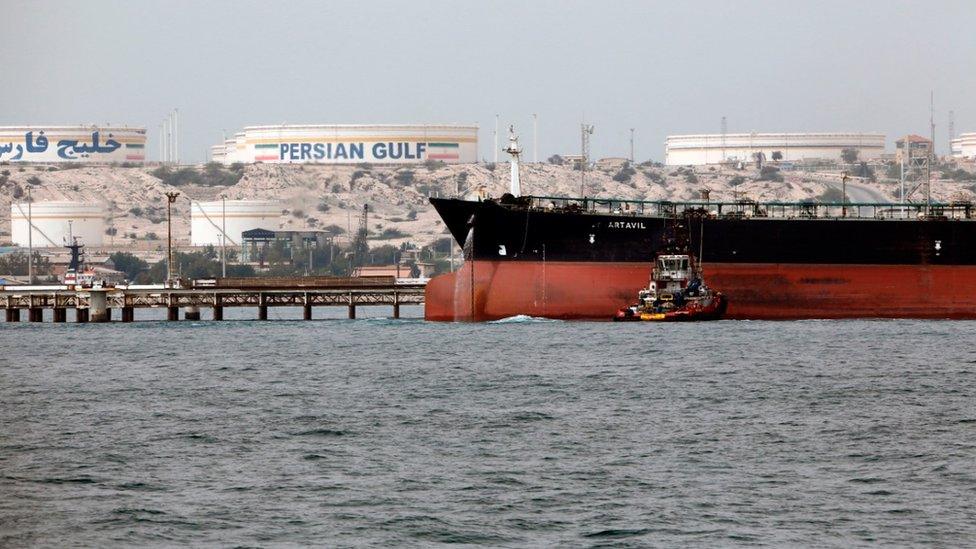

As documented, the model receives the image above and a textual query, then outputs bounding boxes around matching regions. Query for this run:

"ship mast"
[66,238,84,272]
[504,125,522,197]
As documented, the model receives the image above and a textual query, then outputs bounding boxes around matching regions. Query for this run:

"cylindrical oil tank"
[0,126,147,164]
[10,201,106,247]
[190,200,281,246]
[210,124,479,165]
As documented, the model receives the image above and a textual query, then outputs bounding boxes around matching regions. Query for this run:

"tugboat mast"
[66,238,84,272]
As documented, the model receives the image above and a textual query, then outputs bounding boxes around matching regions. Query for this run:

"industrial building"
[950,133,976,160]
[0,126,146,163]
[210,124,478,165]
[664,132,886,166]
[240,228,333,264]
[189,200,281,247]
[10,202,106,248]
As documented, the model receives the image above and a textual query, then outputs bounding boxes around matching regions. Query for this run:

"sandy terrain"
[1,160,974,250]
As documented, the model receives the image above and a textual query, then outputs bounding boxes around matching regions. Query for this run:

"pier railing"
[524,195,975,221]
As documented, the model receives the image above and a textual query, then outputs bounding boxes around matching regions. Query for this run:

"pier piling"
[5,309,18,322]
[258,293,268,320]
[89,291,109,322]
[53,308,67,323]
[185,306,201,321]
[213,306,223,321]
[121,307,134,323]
[75,308,89,323]
[167,306,179,321]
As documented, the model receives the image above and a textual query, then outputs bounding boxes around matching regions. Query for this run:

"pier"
[0,282,425,323]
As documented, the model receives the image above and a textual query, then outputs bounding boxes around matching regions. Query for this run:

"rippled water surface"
[2,310,975,546]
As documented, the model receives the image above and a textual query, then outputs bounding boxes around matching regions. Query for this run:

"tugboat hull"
[636,294,727,321]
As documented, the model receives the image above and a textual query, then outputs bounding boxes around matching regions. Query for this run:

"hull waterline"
[426,261,976,321]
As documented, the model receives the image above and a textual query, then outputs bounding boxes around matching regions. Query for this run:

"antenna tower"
[901,136,931,213]
[580,122,594,197]
[929,91,936,156]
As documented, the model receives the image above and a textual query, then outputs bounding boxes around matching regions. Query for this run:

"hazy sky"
[2,0,973,162]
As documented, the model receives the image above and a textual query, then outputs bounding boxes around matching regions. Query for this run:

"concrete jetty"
[0,281,425,323]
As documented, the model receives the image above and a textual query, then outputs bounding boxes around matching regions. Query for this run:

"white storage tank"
[0,126,147,163]
[664,132,886,166]
[190,200,281,246]
[211,124,479,165]
[10,201,106,247]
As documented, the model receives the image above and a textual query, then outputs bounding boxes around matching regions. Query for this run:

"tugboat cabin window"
[659,257,689,272]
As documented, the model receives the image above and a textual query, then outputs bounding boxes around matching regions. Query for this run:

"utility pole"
[162,118,169,163]
[721,116,728,163]
[948,110,955,156]
[165,191,180,286]
[629,128,635,163]
[173,109,180,165]
[493,114,499,164]
[532,113,538,163]
[26,186,33,284]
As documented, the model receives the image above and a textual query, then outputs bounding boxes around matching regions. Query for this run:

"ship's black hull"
[426,197,976,320]
[432,198,976,266]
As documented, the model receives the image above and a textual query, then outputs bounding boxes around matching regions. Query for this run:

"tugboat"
[613,219,727,322]
[62,238,98,288]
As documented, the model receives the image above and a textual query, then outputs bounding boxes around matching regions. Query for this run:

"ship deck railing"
[523,196,975,221]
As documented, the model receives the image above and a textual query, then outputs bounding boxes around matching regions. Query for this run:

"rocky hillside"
[1,160,974,249]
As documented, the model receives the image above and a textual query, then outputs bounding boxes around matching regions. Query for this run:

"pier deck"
[0,283,426,322]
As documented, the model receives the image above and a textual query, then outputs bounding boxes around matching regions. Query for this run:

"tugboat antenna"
[699,217,705,268]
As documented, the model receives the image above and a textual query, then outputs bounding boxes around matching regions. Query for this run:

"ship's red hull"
[425,261,976,321]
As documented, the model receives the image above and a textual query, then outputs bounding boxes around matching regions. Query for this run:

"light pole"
[221,197,227,277]
[26,186,33,284]
[165,191,180,286]
[842,172,849,218]
[630,128,635,163]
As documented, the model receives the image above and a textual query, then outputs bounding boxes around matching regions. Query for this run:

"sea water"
[2,310,974,546]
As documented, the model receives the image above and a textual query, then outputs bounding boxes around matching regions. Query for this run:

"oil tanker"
[425,129,976,321]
